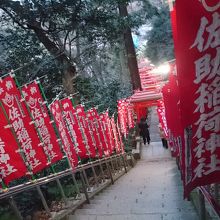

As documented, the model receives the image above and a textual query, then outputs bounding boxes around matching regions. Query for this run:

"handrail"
[199,186,220,218]
[0,153,127,200]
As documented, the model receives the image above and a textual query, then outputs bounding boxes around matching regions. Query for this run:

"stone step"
[74,205,197,215]
[82,200,194,211]
[96,189,184,199]
[69,213,198,220]
[74,203,195,215]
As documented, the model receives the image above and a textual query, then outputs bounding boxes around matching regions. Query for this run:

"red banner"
[0,76,48,173]
[157,100,168,138]
[75,105,97,158]
[0,107,27,185]
[117,117,125,154]
[175,0,220,196]
[22,82,63,164]
[127,101,135,129]
[99,113,111,156]
[110,117,121,154]
[50,100,78,169]
[117,99,128,137]
[103,111,115,155]
[162,84,180,157]
[61,98,88,159]
[87,108,103,158]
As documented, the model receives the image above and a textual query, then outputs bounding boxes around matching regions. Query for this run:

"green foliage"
[0,24,63,100]
[145,5,174,64]
[76,75,131,115]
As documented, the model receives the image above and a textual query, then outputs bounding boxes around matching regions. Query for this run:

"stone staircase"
[67,107,199,220]
[68,145,199,220]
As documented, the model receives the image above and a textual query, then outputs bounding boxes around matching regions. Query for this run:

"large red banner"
[0,76,48,174]
[61,98,88,159]
[0,107,27,185]
[175,0,220,196]
[50,101,78,169]
[22,82,63,164]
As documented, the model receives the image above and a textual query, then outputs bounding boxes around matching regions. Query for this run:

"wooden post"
[56,179,68,205]
[199,191,206,220]
[80,172,90,204]
[36,185,51,217]
[106,161,114,185]
[8,196,23,220]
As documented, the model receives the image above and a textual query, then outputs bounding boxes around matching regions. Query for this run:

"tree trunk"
[118,2,142,91]
[119,39,131,86]
[29,22,78,100]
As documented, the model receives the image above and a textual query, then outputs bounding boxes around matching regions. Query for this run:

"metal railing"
[198,184,220,220]
[0,153,135,220]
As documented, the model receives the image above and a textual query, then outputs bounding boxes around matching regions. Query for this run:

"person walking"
[138,117,150,145]
[158,124,168,148]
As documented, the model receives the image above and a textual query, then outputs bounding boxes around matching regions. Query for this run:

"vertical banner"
[0,76,48,173]
[87,108,103,158]
[61,98,88,159]
[50,101,78,169]
[0,107,27,185]
[75,105,97,158]
[99,113,111,156]
[111,117,121,154]
[117,99,128,137]
[157,100,168,138]
[103,111,115,155]
[162,85,180,157]
[117,117,125,154]
[127,101,135,129]
[175,0,220,196]
[22,82,63,164]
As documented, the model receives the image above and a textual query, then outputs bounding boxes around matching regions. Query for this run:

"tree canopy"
[0,0,158,109]
[145,5,174,65]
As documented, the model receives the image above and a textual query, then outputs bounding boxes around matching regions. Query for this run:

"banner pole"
[15,76,71,205]
[14,75,58,172]
[37,81,82,197]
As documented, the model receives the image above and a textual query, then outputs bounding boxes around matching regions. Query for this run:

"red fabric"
[22,82,63,164]
[50,101,78,169]
[60,98,88,159]
[117,118,125,153]
[162,84,180,157]
[175,0,220,197]
[0,76,48,174]
[103,111,115,155]
[117,99,128,137]
[99,113,111,156]
[127,102,135,129]
[87,108,103,158]
[157,100,168,138]
[0,106,27,185]
[111,117,121,154]
[75,105,97,158]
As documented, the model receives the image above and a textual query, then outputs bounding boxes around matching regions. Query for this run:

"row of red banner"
[161,0,220,197]
[0,76,125,186]
[117,99,135,137]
